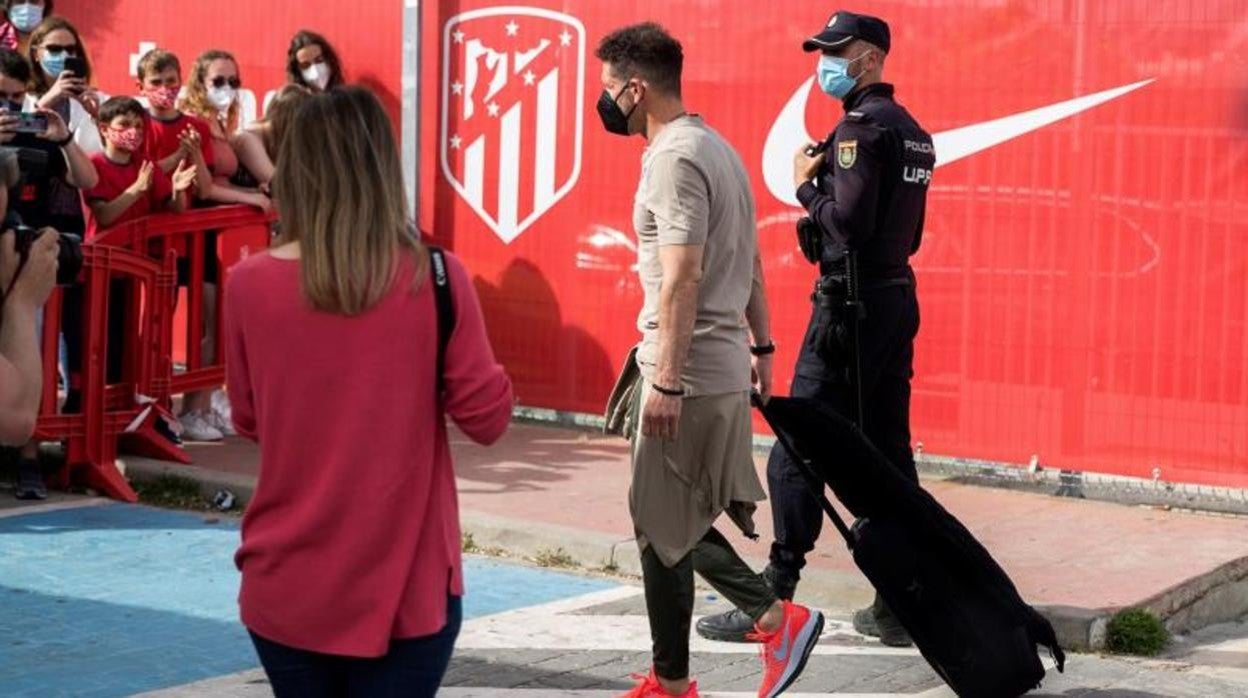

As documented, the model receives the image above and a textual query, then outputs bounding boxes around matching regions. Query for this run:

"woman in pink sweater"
[224,86,513,696]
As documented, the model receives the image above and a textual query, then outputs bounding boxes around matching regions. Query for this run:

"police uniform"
[697,10,935,645]
[777,7,934,579]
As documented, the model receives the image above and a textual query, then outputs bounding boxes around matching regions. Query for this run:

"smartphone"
[63,56,87,78]
[13,112,49,134]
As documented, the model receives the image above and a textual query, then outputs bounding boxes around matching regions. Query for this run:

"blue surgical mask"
[8,3,44,33]
[40,51,66,79]
[817,52,868,99]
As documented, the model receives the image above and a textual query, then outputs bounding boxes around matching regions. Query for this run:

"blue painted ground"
[0,503,616,697]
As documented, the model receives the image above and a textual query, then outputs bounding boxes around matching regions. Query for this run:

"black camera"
[0,146,81,286]
[0,144,51,193]
[6,223,84,286]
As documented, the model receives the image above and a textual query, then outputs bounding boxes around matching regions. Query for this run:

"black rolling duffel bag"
[754,394,1066,698]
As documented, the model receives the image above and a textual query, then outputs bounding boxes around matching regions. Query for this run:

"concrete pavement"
[0,497,615,697]
[4,491,1248,697]
[123,419,1248,651]
[136,585,1248,697]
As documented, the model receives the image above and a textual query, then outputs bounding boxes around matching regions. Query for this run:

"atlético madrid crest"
[440,7,586,244]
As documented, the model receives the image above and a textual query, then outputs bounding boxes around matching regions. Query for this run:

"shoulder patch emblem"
[837,139,858,169]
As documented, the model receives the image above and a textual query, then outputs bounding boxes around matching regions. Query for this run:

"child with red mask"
[82,96,195,239]
[135,48,213,183]
[134,49,229,442]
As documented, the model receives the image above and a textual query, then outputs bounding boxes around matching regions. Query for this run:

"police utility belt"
[812,269,913,304]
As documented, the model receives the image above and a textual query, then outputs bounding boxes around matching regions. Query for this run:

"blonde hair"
[179,49,240,135]
[272,86,425,316]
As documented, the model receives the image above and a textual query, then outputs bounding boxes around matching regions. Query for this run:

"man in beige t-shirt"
[597,22,823,698]
[632,111,756,398]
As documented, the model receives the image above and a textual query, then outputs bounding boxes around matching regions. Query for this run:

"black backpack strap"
[428,246,454,394]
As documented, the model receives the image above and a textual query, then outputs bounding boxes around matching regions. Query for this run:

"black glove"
[796,216,822,265]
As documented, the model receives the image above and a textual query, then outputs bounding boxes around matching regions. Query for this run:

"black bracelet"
[651,383,684,397]
[750,341,776,356]
[53,132,74,147]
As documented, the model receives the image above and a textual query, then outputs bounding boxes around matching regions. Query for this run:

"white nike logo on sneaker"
[762,78,1154,206]
[773,616,793,660]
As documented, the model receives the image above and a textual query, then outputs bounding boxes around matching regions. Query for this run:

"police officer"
[698,10,934,648]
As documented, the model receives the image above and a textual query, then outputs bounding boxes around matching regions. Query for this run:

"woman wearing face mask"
[4,1,50,54]
[177,49,269,438]
[27,16,101,153]
[23,17,100,432]
[179,49,270,210]
[286,30,344,93]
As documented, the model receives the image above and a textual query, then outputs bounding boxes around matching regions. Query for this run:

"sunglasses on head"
[210,76,241,89]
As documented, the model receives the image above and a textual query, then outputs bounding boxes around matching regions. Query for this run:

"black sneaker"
[696,565,798,643]
[14,458,47,501]
[852,596,912,647]
[852,605,879,636]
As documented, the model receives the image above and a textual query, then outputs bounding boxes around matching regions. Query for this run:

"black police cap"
[802,10,891,54]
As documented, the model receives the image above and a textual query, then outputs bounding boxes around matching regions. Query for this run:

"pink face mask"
[105,126,143,152]
[145,86,179,110]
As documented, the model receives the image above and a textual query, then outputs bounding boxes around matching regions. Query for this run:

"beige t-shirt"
[632,115,757,397]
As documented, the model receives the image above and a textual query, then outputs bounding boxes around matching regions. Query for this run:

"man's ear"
[629,77,647,102]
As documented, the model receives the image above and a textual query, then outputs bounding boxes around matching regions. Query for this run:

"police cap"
[802,10,891,54]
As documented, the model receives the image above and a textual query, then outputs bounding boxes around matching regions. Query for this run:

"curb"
[123,454,1248,652]
[123,457,257,509]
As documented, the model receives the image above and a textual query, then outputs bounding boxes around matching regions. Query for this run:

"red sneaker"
[749,600,825,698]
[618,668,700,697]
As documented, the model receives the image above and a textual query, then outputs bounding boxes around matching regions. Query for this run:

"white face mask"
[207,86,236,110]
[301,62,331,91]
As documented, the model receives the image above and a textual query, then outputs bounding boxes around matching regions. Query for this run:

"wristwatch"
[750,341,776,356]
[52,131,74,147]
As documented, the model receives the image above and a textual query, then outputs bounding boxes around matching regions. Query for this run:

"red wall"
[59,1,1248,487]
[420,0,1248,487]
[59,0,404,125]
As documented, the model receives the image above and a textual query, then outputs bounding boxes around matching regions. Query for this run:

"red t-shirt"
[82,152,174,242]
[144,112,215,171]
[225,250,513,656]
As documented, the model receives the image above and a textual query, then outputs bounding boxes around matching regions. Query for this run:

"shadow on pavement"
[0,584,256,698]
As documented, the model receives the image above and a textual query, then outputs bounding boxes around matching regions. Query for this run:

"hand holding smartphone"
[12,113,49,134]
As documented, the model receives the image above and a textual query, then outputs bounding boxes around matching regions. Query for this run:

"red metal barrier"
[34,245,178,502]
[96,205,273,404]
[32,206,273,501]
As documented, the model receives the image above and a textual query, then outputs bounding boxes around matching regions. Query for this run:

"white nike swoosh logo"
[762,78,1154,206]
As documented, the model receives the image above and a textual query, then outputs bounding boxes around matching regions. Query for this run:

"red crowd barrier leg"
[187,232,204,372]
[121,252,191,466]
[83,444,137,503]
[120,405,192,465]
[78,259,138,502]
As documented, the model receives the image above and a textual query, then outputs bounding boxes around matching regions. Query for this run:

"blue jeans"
[249,595,462,698]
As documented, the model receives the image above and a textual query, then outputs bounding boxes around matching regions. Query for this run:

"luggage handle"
[752,391,856,550]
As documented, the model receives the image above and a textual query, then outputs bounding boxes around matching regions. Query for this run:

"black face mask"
[596,85,637,136]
